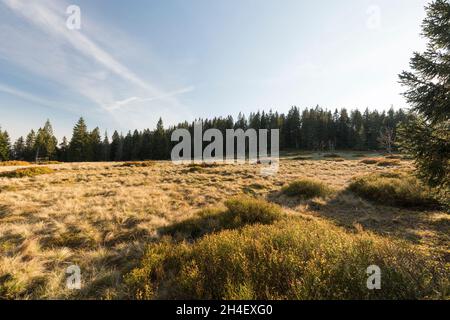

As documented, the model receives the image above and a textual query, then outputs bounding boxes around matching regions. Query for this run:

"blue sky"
[0,0,428,140]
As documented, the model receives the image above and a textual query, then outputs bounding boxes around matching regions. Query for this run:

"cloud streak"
[2,0,149,90]
[0,0,193,128]
[0,83,59,109]
[106,86,195,111]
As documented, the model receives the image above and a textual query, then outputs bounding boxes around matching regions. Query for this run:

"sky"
[0,0,429,140]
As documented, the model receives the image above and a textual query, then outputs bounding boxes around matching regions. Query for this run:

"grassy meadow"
[0,152,448,299]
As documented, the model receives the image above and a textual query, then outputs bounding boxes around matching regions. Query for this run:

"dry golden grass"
[0,155,448,299]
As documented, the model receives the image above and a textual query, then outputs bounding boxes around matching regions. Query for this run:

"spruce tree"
[398,0,449,200]
[13,136,26,160]
[35,120,58,160]
[101,132,111,162]
[151,118,169,160]
[58,137,69,162]
[0,128,11,161]
[69,117,89,162]
[90,127,102,161]
[110,131,123,161]
[25,130,36,161]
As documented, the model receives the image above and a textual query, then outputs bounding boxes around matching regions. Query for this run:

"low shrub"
[126,219,448,300]
[323,153,341,158]
[161,197,283,240]
[38,161,62,165]
[282,179,333,199]
[187,163,220,168]
[118,161,154,168]
[0,167,54,179]
[360,158,400,166]
[0,161,31,167]
[377,159,400,167]
[291,156,312,160]
[384,154,402,160]
[348,172,439,208]
[224,196,283,225]
[360,158,380,165]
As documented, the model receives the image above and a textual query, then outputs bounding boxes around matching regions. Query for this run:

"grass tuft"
[348,172,439,208]
[0,161,31,167]
[38,161,62,165]
[282,179,333,199]
[0,167,54,179]
[117,161,154,168]
[323,153,342,158]
[291,156,312,160]
[360,158,400,166]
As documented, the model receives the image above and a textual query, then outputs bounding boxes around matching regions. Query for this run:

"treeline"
[0,106,408,162]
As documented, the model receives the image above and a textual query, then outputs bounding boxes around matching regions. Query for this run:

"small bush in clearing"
[118,161,154,168]
[185,163,221,172]
[224,196,283,225]
[126,219,448,300]
[325,158,345,162]
[291,156,312,160]
[0,161,31,167]
[0,167,54,179]
[348,172,439,208]
[162,197,283,240]
[323,153,341,158]
[282,179,333,199]
[385,154,402,160]
[38,161,62,165]
[360,158,380,164]
[360,158,400,166]
[377,159,400,167]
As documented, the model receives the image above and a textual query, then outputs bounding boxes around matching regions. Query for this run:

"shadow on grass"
[159,197,283,242]
[271,188,449,260]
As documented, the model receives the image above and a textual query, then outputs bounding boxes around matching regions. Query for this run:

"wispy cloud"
[106,86,195,111]
[0,0,193,127]
[0,83,59,109]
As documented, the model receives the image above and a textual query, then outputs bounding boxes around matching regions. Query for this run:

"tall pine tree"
[398,0,449,201]
[0,128,11,161]
[69,117,90,162]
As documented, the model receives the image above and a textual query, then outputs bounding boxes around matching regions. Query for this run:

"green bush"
[348,172,439,208]
[282,179,333,199]
[360,158,380,164]
[291,156,312,160]
[0,161,31,167]
[224,196,283,225]
[118,161,154,168]
[0,167,54,178]
[377,159,400,167]
[187,163,220,168]
[323,153,341,158]
[126,219,448,300]
[360,158,400,166]
[38,161,62,165]
[162,197,282,240]
[384,154,402,160]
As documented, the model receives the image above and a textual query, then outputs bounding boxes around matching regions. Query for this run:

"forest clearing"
[0,153,448,299]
